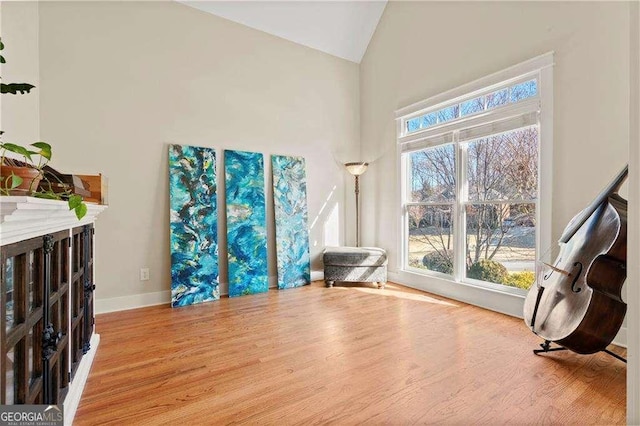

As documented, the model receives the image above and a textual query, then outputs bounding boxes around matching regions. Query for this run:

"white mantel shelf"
[0,196,108,245]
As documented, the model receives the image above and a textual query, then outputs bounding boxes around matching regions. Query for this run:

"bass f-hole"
[570,262,583,293]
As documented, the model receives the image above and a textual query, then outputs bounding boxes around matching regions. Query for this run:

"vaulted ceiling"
[177,1,387,63]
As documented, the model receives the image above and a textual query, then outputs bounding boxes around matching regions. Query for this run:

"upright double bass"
[523,166,628,357]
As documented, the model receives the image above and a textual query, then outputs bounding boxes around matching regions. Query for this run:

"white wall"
[359,1,630,315]
[0,1,39,145]
[627,2,639,423]
[37,1,360,308]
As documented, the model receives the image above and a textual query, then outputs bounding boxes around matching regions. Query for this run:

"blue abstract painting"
[225,150,269,297]
[271,155,311,289]
[168,144,220,307]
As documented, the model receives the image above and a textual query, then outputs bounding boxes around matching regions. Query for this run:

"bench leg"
[325,280,334,288]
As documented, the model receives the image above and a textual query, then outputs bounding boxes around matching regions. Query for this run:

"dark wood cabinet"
[1,221,98,408]
[0,226,94,406]
[70,225,95,381]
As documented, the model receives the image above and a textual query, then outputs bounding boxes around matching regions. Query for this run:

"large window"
[397,54,552,294]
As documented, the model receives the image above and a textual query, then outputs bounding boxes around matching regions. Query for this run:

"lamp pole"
[355,174,361,247]
[345,162,368,248]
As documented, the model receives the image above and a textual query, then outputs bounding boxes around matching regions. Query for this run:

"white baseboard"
[613,326,627,348]
[387,270,525,317]
[388,270,628,348]
[96,270,325,314]
[96,291,171,314]
[64,333,100,426]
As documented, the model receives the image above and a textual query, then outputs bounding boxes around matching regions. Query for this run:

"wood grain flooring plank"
[74,282,626,425]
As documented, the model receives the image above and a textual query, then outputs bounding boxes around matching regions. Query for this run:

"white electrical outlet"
[140,268,150,281]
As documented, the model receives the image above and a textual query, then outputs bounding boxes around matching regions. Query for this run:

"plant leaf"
[31,141,51,151]
[74,203,87,220]
[1,83,35,94]
[68,194,82,209]
[32,191,59,200]
[31,142,52,160]
[0,56,5,64]
[8,174,23,189]
[1,143,33,160]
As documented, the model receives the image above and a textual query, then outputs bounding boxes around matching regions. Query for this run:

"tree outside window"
[406,126,538,290]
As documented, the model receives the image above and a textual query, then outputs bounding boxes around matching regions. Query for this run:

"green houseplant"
[1,141,50,194]
[0,37,87,219]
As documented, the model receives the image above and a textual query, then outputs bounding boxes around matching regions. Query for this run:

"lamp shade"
[345,162,369,176]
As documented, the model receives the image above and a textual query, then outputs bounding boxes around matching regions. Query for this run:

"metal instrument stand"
[533,340,627,363]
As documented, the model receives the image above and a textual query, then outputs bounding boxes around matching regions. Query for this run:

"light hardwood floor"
[74,282,626,425]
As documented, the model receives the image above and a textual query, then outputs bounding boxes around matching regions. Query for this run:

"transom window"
[406,78,538,134]
[396,54,553,294]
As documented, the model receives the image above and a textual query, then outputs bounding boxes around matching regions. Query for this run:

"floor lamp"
[345,162,368,247]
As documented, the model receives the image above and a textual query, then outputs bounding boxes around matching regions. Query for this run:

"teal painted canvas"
[271,155,311,289]
[225,150,269,297]
[169,144,219,307]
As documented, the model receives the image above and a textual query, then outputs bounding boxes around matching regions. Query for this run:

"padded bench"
[323,246,387,289]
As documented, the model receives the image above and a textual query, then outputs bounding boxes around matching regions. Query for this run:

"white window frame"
[395,53,554,298]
